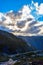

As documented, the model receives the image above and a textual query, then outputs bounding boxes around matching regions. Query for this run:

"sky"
[0,0,43,12]
[0,0,43,21]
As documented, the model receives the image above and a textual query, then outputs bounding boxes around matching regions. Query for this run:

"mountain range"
[0,5,43,50]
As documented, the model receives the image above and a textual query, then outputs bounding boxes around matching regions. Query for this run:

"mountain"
[0,5,43,51]
[0,30,34,54]
[18,36,43,50]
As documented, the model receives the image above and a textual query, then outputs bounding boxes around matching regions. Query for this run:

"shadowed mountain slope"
[0,30,34,55]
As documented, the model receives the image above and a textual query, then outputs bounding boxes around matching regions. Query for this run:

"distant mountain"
[18,36,43,50]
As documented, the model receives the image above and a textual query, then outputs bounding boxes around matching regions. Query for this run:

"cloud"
[31,1,43,15]
[30,1,43,21]
[18,5,34,20]
[38,3,43,14]
[19,1,43,15]
[18,1,43,21]
[22,5,31,15]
